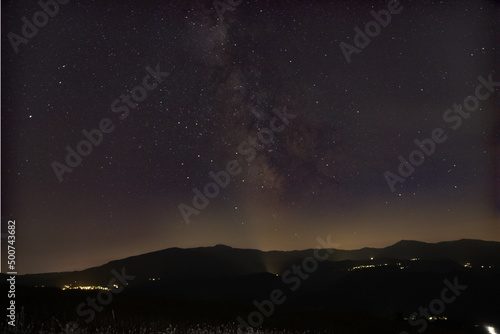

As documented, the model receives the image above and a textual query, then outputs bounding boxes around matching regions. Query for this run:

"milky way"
[1,0,498,273]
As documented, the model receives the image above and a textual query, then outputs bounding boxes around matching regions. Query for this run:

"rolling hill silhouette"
[8,239,500,289]
[2,239,499,329]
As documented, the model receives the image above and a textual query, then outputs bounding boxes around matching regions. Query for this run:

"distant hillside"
[5,239,499,288]
[320,239,500,264]
[1,239,499,326]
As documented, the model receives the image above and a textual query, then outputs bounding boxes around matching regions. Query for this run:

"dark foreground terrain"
[0,286,494,334]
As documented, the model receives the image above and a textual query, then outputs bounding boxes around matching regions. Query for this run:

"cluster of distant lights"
[348,263,408,271]
[61,284,118,291]
[349,264,377,271]
[463,263,495,269]
[348,258,494,272]
[405,316,448,321]
[348,258,421,271]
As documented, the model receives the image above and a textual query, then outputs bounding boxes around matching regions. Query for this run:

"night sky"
[2,0,499,274]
